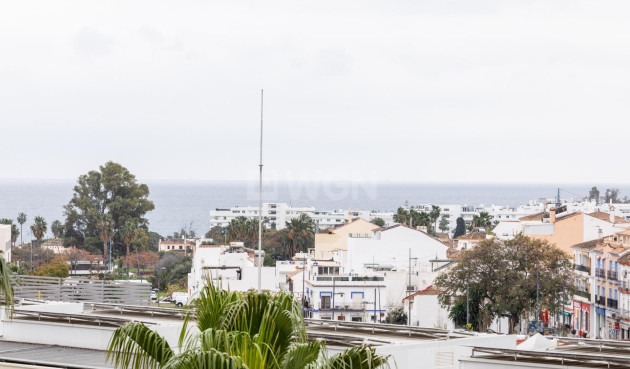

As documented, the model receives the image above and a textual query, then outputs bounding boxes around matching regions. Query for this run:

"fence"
[10,275,151,306]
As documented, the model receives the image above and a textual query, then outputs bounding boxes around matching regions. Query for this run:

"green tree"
[429,205,441,232]
[98,214,114,268]
[384,304,407,325]
[51,220,63,238]
[605,188,620,203]
[227,216,258,246]
[282,214,315,257]
[30,216,47,246]
[589,186,600,203]
[121,222,138,276]
[34,258,69,278]
[434,235,574,332]
[17,213,26,246]
[63,161,155,255]
[438,217,449,232]
[453,217,466,239]
[205,226,225,244]
[107,281,390,369]
[469,211,493,231]
[371,218,386,227]
[393,207,410,225]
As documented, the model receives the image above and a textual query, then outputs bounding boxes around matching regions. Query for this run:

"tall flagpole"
[258,89,264,292]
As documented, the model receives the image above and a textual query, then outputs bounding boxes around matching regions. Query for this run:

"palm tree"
[227,216,258,245]
[17,213,26,246]
[51,220,63,239]
[30,216,47,246]
[107,281,390,369]
[429,205,441,232]
[393,207,410,225]
[282,214,315,257]
[469,211,493,231]
[98,214,114,268]
[121,222,138,276]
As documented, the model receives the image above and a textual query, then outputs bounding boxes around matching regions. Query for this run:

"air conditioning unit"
[406,286,416,292]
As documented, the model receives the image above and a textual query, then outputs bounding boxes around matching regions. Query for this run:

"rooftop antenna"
[258,89,264,292]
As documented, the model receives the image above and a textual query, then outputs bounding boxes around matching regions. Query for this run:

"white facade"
[0,224,11,263]
[210,203,394,231]
[492,221,522,240]
[187,242,276,296]
[346,225,448,272]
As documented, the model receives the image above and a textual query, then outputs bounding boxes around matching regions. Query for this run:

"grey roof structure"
[0,340,112,369]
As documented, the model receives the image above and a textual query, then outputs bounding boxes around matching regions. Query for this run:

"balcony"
[574,264,590,273]
[596,269,606,278]
[607,271,618,281]
[620,281,630,291]
[575,290,591,299]
[595,295,606,305]
[317,302,365,311]
[608,298,618,309]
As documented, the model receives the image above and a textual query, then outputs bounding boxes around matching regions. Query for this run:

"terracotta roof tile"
[519,212,546,221]
[402,285,442,301]
[588,211,630,224]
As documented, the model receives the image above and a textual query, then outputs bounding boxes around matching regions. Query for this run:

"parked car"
[150,289,158,301]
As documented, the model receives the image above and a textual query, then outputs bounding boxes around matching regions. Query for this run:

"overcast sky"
[1,1,629,183]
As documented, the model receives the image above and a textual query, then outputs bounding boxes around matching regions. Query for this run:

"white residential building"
[210,203,394,231]
[0,224,11,263]
[187,242,275,295]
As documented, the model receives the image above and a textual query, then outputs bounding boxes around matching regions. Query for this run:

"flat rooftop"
[0,340,112,369]
[468,337,630,369]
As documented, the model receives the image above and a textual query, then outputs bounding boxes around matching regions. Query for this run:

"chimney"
[550,207,556,223]
[610,205,616,224]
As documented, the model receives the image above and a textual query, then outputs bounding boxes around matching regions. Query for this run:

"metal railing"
[574,264,590,273]
[575,290,591,299]
[595,295,606,305]
[608,271,618,281]
[596,269,606,278]
[608,298,618,309]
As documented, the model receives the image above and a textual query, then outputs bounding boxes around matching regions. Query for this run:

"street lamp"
[157,266,166,307]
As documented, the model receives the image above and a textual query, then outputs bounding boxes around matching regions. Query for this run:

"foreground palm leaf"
[108,281,390,369]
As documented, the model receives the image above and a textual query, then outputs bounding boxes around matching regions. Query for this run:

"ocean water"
[0,179,628,240]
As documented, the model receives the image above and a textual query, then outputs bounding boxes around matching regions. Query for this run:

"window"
[179,245,183,249]
[321,294,331,309]
[352,317,362,322]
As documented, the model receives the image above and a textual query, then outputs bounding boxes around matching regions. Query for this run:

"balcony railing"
[574,264,591,273]
[608,271,618,281]
[608,298,619,309]
[595,295,606,305]
[596,269,606,278]
[317,302,365,310]
[620,281,630,291]
[575,290,591,299]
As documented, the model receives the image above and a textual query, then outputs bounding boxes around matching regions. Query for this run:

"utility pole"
[466,277,470,326]
[257,89,264,292]
[302,257,306,317]
[536,263,540,331]
[332,276,336,321]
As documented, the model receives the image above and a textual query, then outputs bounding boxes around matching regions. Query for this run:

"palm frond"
[0,256,14,315]
[280,341,322,369]
[106,322,174,369]
[323,345,391,369]
[162,349,246,369]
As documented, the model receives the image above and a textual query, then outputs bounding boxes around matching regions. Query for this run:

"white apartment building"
[187,242,275,295]
[210,203,394,231]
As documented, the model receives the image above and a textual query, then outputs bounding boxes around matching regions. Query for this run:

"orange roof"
[588,211,630,224]
[324,217,379,234]
[519,212,545,221]
[402,285,442,301]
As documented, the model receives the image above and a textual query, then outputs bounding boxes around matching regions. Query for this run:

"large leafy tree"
[63,162,155,255]
[282,214,315,257]
[438,217,449,233]
[107,281,390,369]
[17,213,26,246]
[30,216,47,246]
[434,235,574,332]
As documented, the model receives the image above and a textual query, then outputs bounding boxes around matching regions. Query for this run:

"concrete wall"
[376,334,516,369]
[0,225,11,263]
[346,226,448,272]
